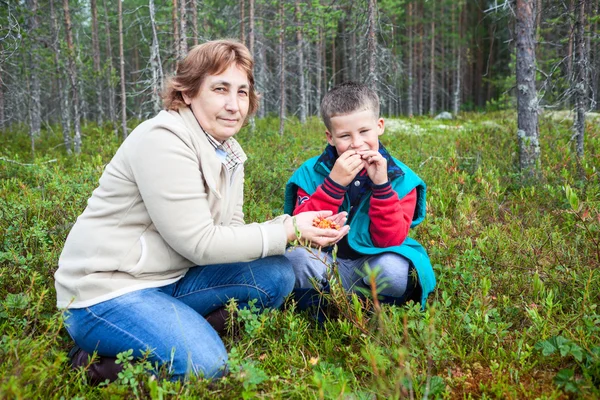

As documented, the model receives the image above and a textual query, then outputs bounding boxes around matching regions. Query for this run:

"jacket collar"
[176,106,247,199]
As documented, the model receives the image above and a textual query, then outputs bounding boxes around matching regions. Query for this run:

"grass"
[0,111,599,399]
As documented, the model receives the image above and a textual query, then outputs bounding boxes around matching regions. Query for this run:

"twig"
[419,156,442,168]
[0,157,57,166]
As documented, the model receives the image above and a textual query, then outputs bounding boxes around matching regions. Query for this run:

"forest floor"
[1,111,599,399]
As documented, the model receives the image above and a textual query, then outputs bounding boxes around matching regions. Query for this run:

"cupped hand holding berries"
[329,150,364,186]
[284,210,349,248]
[358,150,388,185]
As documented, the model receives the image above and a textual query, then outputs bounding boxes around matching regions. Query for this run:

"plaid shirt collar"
[204,132,247,172]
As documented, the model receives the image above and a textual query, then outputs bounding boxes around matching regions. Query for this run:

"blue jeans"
[284,247,417,315]
[63,256,295,380]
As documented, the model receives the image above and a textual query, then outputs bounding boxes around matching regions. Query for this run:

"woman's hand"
[284,210,350,247]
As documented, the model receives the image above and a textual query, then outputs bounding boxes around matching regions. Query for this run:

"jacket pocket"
[120,227,189,278]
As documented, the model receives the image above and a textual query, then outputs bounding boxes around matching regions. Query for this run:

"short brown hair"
[320,82,380,131]
[163,39,259,117]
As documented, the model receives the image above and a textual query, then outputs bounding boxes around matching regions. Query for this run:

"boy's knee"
[284,247,328,289]
[363,253,411,298]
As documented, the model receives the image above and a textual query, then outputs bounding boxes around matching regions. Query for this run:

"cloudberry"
[312,216,340,230]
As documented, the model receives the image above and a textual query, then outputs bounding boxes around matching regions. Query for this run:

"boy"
[284,82,435,310]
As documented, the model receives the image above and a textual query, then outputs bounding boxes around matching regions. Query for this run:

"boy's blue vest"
[284,152,436,308]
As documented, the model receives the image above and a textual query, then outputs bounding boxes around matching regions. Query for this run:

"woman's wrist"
[283,216,297,242]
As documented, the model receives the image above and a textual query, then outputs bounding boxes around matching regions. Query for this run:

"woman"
[55,39,348,382]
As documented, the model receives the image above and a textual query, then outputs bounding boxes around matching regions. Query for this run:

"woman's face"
[183,63,250,142]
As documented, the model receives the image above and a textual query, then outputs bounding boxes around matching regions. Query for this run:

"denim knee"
[170,342,228,380]
[269,255,296,308]
[364,253,410,298]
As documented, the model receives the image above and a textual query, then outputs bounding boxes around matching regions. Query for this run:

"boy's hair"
[320,82,380,131]
[163,39,259,116]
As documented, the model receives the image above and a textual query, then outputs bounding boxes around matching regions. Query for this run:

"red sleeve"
[292,177,347,216]
[369,187,417,248]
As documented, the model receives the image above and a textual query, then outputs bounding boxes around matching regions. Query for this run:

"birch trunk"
[192,0,198,46]
[516,0,540,175]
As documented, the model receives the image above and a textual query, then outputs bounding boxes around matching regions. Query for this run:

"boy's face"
[326,109,384,156]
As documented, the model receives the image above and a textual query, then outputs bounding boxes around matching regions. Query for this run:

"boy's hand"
[329,151,364,187]
[359,150,388,185]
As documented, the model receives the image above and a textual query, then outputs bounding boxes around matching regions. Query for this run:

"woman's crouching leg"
[64,287,228,382]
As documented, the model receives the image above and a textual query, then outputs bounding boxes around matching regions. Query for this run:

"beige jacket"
[55,107,289,308]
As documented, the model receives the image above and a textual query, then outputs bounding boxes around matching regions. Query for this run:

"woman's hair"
[320,82,380,131]
[163,39,259,116]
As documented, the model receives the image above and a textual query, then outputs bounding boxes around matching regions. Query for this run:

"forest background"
[1,0,600,398]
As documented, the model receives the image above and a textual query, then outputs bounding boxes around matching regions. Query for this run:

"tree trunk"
[240,0,245,44]
[27,0,41,144]
[180,0,188,58]
[487,23,497,103]
[118,0,127,138]
[192,0,199,46]
[367,0,377,86]
[452,1,463,115]
[594,0,599,110]
[350,27,357,81]
[50,0,71,152]
[429,0,436,116]
[63,0,82,154]
[331,33,336,86]
[91,0,103,124]
[316,26,322,112]
[0,55,4,130]
[322,28,327,93]
[103,0,117,136]
[417,2,423,115]
[567,0,575,81]
[295,0,306,123]
[172,0,180,62]
[407,1,413,117]
[474,0,484,108]
[573,0,587,158]
[516,0,540,175]
[249,0,255,56]
[149,0,164,114]
[278,0,285,136]
[257,5,266,118]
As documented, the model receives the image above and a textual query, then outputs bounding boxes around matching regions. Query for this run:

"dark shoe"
[69,345,123,385]
[205,307,230,336]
